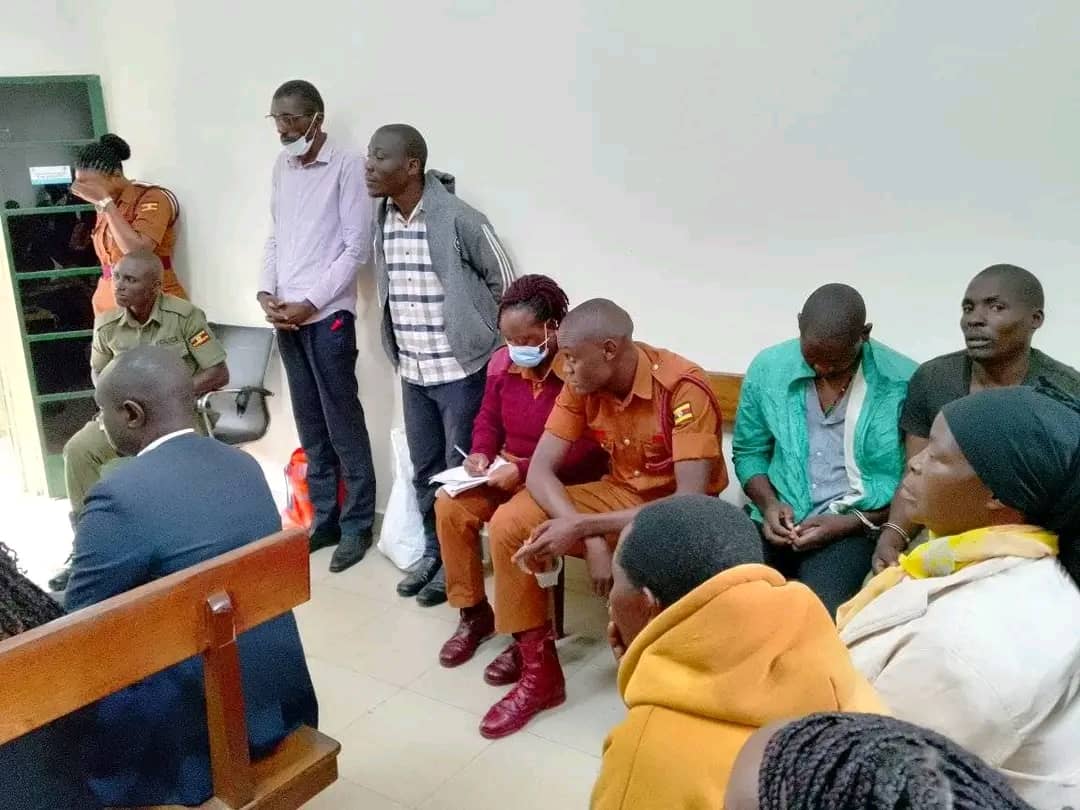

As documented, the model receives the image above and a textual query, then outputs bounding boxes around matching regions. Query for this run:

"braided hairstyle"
[74,133,131,176]
[498,274,569,326]
[0,542,64,640]
[758,713,1034,810]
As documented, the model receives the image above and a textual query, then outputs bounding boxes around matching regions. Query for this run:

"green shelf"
[2,74,107,498]
[0,74,99,85]
[0,138,96,148]
[28,329,94,344]
[18,265,102,280]
[36,389,96,405]
[2,203,95,217]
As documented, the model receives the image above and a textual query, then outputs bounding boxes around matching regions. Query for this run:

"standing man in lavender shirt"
[258,80,376,573]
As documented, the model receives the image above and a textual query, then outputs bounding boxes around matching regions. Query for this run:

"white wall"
[6,0,1080,502]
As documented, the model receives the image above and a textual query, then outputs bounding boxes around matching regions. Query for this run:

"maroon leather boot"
[438,601,495,667]
[479,627,566,739]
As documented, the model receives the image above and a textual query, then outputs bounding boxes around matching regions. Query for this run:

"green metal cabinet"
[0,75,108,497]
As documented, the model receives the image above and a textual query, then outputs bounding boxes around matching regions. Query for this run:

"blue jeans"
[277,312,376,538]
[402,369,487,558]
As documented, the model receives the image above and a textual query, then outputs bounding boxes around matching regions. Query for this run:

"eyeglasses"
[265,112,316,127]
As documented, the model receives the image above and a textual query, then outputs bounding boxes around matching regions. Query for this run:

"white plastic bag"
[378,428,427,570]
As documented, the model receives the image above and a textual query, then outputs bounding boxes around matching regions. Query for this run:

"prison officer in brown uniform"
[475,298,729,739]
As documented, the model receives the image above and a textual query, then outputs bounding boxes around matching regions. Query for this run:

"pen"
[454,445,468,459]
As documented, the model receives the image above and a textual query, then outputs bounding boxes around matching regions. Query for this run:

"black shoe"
[397,557,441,597]
[416,567,447,607]
[309,528,341,554]
[329,532,372,573]
[48,565,71,593]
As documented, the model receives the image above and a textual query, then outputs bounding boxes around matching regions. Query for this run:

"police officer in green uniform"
[52,251,229,590]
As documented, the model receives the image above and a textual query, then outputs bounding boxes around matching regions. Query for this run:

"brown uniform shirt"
[91,182,186,313]
[545,343,728,498]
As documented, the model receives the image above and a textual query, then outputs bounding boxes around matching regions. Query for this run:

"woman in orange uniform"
[70,133,186,314]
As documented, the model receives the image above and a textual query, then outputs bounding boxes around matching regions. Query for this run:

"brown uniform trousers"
[436,481,645,626]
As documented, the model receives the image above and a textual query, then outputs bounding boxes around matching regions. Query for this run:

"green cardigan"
[732,338,916,524]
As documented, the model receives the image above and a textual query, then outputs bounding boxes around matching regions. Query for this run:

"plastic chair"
[198,323,275,445]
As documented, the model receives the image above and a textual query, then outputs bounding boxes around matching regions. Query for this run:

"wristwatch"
[93,197,113,213]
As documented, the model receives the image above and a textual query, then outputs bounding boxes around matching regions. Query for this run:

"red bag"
[282,448,346,530]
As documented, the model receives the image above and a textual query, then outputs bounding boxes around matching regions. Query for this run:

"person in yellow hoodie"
[591,495,886,810]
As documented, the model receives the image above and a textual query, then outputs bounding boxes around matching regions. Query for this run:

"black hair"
[0,542,64,640]
[73,133,131,175]
[272,79,325,114]
[375,123,428,171]
[758,713,1034,809]
[800,283,867,340]
[973,264,1045,310]
[617,495,764,607]
[498,274,570,325]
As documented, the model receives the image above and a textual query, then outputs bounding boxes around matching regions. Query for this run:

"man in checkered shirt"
[367,124,515,606]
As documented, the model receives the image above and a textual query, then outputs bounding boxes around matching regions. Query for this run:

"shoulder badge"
[139,201,159,213]
[190,330,211,349]
[672,401,694,426]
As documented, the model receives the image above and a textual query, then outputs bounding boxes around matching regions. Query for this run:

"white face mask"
[282,113,320,158]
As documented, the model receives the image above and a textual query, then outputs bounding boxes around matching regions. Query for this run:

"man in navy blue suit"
[65,345,318,808]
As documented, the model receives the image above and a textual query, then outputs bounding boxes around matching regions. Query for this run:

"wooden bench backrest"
[707,371,744,424]
[0,529,310,807]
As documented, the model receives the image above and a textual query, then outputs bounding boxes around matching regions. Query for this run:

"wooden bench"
[553,371,744,637]
[0,529,339,810]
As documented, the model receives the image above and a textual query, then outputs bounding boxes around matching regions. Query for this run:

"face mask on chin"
[282,113,320,158]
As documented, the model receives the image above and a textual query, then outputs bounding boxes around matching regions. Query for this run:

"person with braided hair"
[838,386,1080,809]
[71,133,186,314]
[0,544,100,809]
[434,275,607,641]
[724,712,1034,809]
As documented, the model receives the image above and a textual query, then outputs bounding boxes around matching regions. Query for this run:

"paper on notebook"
[430,457,511,497]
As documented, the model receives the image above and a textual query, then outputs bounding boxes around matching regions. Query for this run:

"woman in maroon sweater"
[432,276,607,667]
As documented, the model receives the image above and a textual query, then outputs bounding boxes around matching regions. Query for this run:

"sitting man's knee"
[63,422,96,462]
[488,500,537,554]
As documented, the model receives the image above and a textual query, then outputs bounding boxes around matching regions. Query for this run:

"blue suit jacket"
[65,434,318,807]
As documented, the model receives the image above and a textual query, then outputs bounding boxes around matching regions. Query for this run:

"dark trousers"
[402,369,487,559]
[762,532,875,617]
[277,312,376,538]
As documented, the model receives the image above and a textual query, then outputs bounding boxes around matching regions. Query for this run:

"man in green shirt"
[53,251,228,590]
[732,283,916,614]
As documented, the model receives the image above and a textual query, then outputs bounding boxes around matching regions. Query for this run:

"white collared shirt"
[137,428,196,457]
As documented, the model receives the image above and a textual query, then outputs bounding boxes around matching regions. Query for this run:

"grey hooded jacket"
[373,170,515,378]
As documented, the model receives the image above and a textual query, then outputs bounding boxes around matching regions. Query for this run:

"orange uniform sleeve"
[544,382,587,443]
[669,379,721,462]
[129,188,174,248]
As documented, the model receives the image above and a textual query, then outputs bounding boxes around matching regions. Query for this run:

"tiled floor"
[1,440,620,809]
[302,547,617,809]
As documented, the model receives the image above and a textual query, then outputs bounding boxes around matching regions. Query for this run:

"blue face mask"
[507,327,550,368]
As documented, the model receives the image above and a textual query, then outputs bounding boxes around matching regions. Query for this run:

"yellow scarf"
[837,524,1058,631]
